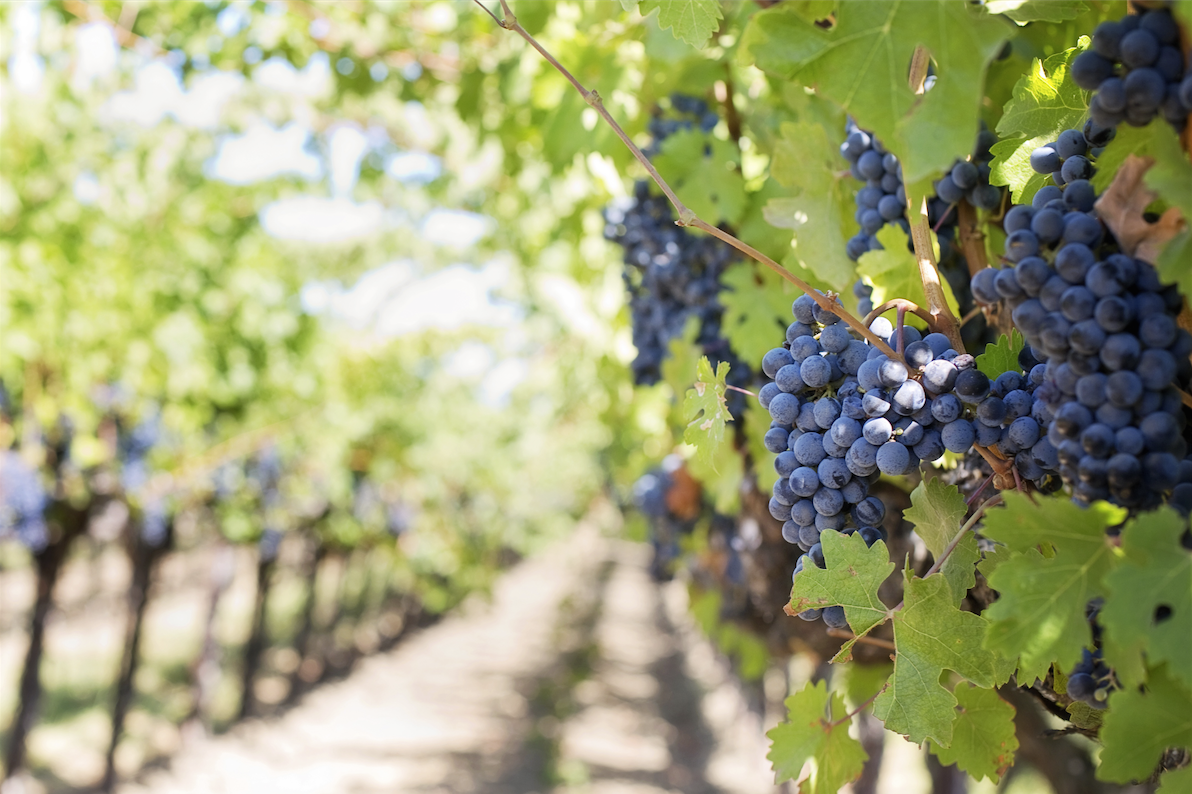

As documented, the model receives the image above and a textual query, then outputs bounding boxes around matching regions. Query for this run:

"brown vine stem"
[826,628,896,652]
[889,493,1003,615]
[906,45,965,354]
[956,200,989,278]
[477,0,902,361]
[827,682,890,729]
[863,299,935,331]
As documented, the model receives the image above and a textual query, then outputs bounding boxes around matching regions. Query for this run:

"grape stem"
[863,299,935,330]
[725,384,756,398]
[827,682,890,729]
[956,200,990,278]
[475,0,903,361]
[906,45,965,354]
[825,627,896,652]
[889,492,1003,616]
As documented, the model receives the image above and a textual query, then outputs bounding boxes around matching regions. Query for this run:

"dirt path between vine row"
[118,524,783,794]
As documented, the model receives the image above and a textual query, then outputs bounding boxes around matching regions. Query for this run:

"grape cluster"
[1073,4,1192,132]
[759,294,1059,626]
[0,451,49,553]
[972,132,1192,509]
[604,97,751,406]
[141,500,170,548]
[633,458,700,580]
[842,121,1000,264]
[644,92,719,154]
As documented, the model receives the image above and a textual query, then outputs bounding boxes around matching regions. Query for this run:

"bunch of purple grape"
[972,130,1192,509]
[1073,3,1192,132]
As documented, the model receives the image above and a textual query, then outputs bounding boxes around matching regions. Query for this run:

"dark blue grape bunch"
[633,458,700,580]
[972,139,1192,510]
[643,92,720,157]
[141,499,171,548]
[0,450,49,553]
[1073,4,1191,132]
[605,96,752,404]
[760,292,1060,628]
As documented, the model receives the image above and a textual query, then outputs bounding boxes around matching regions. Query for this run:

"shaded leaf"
[985,0,1087,24]
[1095,155,1186,266]
[873,572,1010,746]
[856,225,961,320]
[905,478,979,604]
[1098,665,1192,783]
[741,1,1008,194]
[981,493,1125,683]
[788,530,894,646]
[927,682,1018,782]
[719,261,797,371]
[767,679,868,791]
[1102,508,1192,690]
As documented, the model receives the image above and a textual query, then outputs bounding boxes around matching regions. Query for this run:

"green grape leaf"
[682,356,732,470]
[788,529,894,645]
[926,682,1018,782]
[1102,508,1192,690]
[741,1,1008,194]
[1090,117,1184,194]
[639,0,723,49]
[767,120,858,290]
[1136,120,1192,298]
[838,660,894,709]
[1065,700,1105,732]
[1098,665,1192,783]
[720,261,796,371]
[975,329,1026,379]
[789,0,837,22]
[1158,231,1192,300]
[985,0,1087,24]
[990,43,1090,204]
[873,572,1010,746]
[905,478,978,604]
[1158,766,1192,793]
[767,679,868,791]
[856,225,961,320]
[655,133,746,225]
[981,493,1125,682]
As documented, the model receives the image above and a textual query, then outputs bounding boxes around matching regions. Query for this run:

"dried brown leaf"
[1094,154,1186,264]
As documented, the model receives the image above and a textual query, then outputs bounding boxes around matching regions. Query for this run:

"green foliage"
[927,682,1018,782]
[856,226,961,320]
[1102,509,1192,690]
[654,132,746,225]
[789,530,894,647]
[719,261,796,370]
[1158,766,1192,793]
[981,494,1125,682]
[766,680,868,791]
[742,1,1008,196]
[990,42,1090,204]
[1099,665,1192,783]
[682,356,733,470]
[873,572,1010,746]
[636,0,724,49]
[765,120,857,290]
[986,0,1088,24]
[904,479,979,605]
[975,329,1026,379]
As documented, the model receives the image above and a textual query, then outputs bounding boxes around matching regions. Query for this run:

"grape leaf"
[789,0,836,23]
[975,329,1025,379]
[1090,118,1177,194]
[654,132,746,225]
[1101,508,1192,691]
[766,679,868,791]
[838,659,894,709]
[740,1,1008,195]
[990,43,1090,205]
[904,478,978,605]
[638,0,723,49]
[1158,232,1192,300]
[745,400,779,493]
[788,529,894,646]
[980,493,1125,683]
[766,120,858,291]
[682,356,732,470]
[926,682,1018,783]
[873,572,1010,746]
[1158,766,1192,793]
[1137,120,1192,298]
[1098,665,1192,783]
[985,0,1087,24]
[856,225,961,320]
[719,261,796,371]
